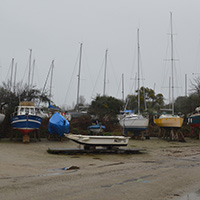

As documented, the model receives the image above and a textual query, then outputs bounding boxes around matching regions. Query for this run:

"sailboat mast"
[28,49,32,91]
[31,59,35,88]
[10,58,14,91]
[13,63,17,94]
[50,60,54,99]
[122,73,124,102]
[137,29,140,115]
[170,12,175,115]
[76,43,83,112]
[103,49,108,96]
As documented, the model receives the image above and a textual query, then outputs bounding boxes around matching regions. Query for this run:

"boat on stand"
[153,13,184,140]
[119,29,149,135]
[188,107,200,129]
[11,101,43,142]
[65,133,130,150]
[187,107,200,139]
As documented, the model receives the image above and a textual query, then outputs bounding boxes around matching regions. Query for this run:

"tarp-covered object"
[48,102,59,110]
[48,112,69,137]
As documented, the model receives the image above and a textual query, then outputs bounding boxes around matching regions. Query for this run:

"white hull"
[0,113,5,125]
[119,114,149,131]
[65,134,130,147]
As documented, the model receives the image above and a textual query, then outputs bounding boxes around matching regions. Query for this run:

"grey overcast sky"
[0,0,200,109]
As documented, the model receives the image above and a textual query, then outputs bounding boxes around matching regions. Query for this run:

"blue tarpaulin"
[48,112,69,137]
[48,102,59,110]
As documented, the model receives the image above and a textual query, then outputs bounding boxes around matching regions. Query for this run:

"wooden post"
[10,128,14,141]
[190,128,194,137]
[37,129,41,141]
[23,135,30,143]
[198,129,200,140]
[170,129,175,141]
[141,131,144,140]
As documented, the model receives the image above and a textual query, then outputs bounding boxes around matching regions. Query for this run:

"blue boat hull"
[11,115,42,134]
[88,125,106,130]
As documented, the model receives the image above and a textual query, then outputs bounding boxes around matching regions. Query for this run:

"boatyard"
[1,137,200,200]
[1,1,200,200]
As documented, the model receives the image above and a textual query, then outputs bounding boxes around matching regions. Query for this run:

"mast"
[13,63,17,94]
[169,76,171,109]
[122,73,124,102]
[76,43,83,112]
[28,49,32,91]
[10,58,14,91]
[31,59,35,87]
[50,60,54,99]
[137,29,140,115]
[170,12,175,115]
[185,74,187,96]
[103,49,108,96]
[39,60,54,106]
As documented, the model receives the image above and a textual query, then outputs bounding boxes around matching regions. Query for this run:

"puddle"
[175,191,200,200]
[39,172,63,177]
[101,175,153,188]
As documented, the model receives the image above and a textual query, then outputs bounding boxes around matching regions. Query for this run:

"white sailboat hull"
[65,134,130,147]
[0,113,5,125]
[119,114,149,131]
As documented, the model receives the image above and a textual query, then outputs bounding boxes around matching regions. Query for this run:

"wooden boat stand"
[158,128,185,142]
[9,129,41,143]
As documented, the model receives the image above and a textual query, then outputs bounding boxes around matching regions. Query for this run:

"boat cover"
[48,102,59,110]
[48,112,69,137]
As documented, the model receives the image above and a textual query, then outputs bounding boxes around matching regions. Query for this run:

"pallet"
[47,147,146,155]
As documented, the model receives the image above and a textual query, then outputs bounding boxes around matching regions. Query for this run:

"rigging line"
[129,41,137,95]
[33,59,41,89]
[115,77,122,98]
[107,53,119,88]
[161,37,170,89]
[91,56,104,98]
[82,47,95,88]
[5,59,12,83]
[139,47,145,89]
[194,37,200,73]
[63,52,79,105]
[21,56,29,86]
[174,62,183,97]
[31,59,35,87]
[41,62,53,97]
[129,72,137,95]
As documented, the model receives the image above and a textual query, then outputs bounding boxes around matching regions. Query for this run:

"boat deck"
[47,147,146,155]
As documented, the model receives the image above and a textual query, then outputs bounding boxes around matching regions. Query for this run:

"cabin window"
[30,108,34,114]
[20,108,25,114]
[25,108,29,114]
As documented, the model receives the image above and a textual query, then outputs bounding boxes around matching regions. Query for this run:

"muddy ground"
[1,137,200,200]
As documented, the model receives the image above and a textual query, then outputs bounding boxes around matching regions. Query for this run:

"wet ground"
[1,137,200,200]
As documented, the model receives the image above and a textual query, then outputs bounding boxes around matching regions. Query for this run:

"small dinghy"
[65,134,130,149]
[87,124,106,133]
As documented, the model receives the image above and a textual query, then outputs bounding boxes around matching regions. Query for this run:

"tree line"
[1,77,200,136]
